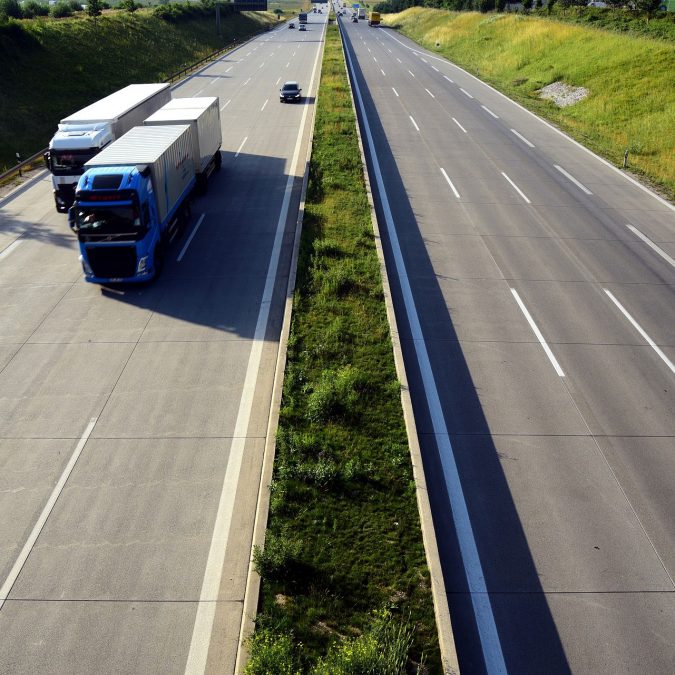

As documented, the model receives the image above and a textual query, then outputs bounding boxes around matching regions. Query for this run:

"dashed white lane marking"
[392,87,399,97]
[512,289,565,377]
[235,136,248,158]
[408,69,415,78]
[261,98,269,112]
[452,117,467,133]
[220,99,231,112]
[626,225,675,268]
[604,289,675,374]
[425,88,435,98]
[177,213,206,262]
[502,171,531,203]
[243,77,251,86]
[460,88,473,99]
[554,164,593,195]
[510,128,535,148]
[444,75,454,83]
[440,168,460,199]
[481,105,499,119]
[410,116,420,132]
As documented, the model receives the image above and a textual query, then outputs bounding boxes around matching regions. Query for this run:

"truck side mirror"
[43,152,50,170]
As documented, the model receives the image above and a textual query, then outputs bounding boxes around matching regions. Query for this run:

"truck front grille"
[86,246,137,279]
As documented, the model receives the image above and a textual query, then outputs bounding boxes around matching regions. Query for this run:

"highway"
[0,10,326,674]
[338,9,674,675]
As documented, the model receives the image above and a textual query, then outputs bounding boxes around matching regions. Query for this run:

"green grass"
[0,8,276,169]
[383,8,675,198]
[247,22,439,674]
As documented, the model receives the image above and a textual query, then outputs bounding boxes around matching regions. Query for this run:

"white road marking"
[381,69,386,76]
[444,75,454,83]
[502,171,531,204]
[432,66,439,72]
[554,165,593,195]
[421,58,428,63]
[367,47,371,53]
[261,98,269,112]
[259,62,265,69]
[343,34,507,675]
[440,168,460,199]
[626,224,675,268]
[510,128,535,148]
[511,289,565,377]
[388,48,392,53]
[408,69,415,77]
[286,62,290,68]
[195,87,206,96]
[225,66,233,73]
[177,213,206,262]
[245,52,251,56]
[0,418,98,611]
[184,20,325,673]
[220,99,231,111]
[481,105,499,119]
[425,88,435,98]
[409,116,420,132]
[235,136,248,158]
[392,87,399,97]
[460,87,473,99]
[452,117,467,133]
[396,57,402,63]
[373,56,377,62]
[0,239,22,261]
[275,77,281,85]
[243,77,251,86]
[604,290,675,374]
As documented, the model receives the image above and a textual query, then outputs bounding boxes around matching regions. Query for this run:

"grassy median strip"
[246,22,440,674]
[383,8,675,199]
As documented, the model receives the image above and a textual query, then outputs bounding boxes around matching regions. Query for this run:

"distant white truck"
[144,97,222,194]
[45,84,171,212]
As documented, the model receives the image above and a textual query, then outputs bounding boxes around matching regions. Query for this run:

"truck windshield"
[50,149,98,175]
[74,205,140,235]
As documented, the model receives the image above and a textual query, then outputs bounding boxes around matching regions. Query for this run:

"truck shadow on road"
[344,33,572,675]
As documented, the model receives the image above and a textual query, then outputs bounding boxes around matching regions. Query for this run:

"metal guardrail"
[0,26,273,186]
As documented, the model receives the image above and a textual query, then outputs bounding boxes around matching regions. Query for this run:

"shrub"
[50,1,73,17]
[22,0,50,17]
[245,629,299,675]
[0,0,21,19]
[67,0,82,11]
[306,366,363,423]
[252,530,302,581]
[118,0,138,11]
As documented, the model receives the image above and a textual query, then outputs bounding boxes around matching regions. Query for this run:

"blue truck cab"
[70,125,195,283]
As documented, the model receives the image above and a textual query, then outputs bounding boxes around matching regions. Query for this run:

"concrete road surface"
[338,12,674,675]
[0,12,326,674]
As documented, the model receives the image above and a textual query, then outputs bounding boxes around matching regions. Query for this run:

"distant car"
[299,23,307,31]
[280,81,302,103]
[289,22,295,28]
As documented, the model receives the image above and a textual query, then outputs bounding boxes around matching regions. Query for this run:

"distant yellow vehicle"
[368,11,380,26]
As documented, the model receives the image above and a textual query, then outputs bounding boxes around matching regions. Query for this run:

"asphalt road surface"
[338,11,674,675]
[0,11,326,674]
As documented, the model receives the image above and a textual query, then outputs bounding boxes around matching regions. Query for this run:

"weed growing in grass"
[250,22,440,673]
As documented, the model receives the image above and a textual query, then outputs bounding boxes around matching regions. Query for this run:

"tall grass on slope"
[247,23,439,674]
[0,9,275,169]
[383,8,675,197]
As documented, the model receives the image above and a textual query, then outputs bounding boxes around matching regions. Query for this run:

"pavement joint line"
[511,289,565,377]
[409,115,420,132]
[452,117,467,133]
[235,136,248,158]
[0,417,98,611]
[379,27,675,212]
[510,128,534,148]
[341,22,486,675]
[440,168,461,199]
[502,171,531,203]
[176,213,205,262]
[626,225,675,268]
[481,105,499,119]
[554,164,593,195]
[604,289,675,374]
[0,239,22,261]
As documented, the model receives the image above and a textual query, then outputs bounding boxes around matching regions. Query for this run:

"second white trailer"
[144,97,222,193]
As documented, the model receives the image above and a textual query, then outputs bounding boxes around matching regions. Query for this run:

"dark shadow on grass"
[341,25,572,675]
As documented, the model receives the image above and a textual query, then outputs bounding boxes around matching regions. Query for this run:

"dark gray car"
[279,81,302,103]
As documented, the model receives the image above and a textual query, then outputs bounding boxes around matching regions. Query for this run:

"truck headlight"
[137,256,148,274]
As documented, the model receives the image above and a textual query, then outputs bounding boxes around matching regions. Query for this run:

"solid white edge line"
[184,18,324,674]
[481,105,499,119]
[343,27,508,675]
[626,225,675,268]
[604,289,675,374]
[440,168,460,199]
[452,117,467,133]
[0,239,22,261]
[510,128,534,148]
[409,116,420,132]
[511,289,565,377]
[177,213,205,262]
[0,417,97,610]
[425,88,435,98]
[235,136,248,158]
[220,99,231,111]
[392,87,399,97]
[380,28,675,213]
[460,87,473,99]
[554,164,593,195]
[502,171,531,204]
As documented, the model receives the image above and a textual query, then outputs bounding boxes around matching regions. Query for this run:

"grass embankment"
[268,0,312,20]
[383,8,675,198]
[247,22,439,674]
[0,9,276,169]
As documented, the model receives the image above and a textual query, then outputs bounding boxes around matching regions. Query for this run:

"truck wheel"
[215,151,222,171]
[196,173,208,196]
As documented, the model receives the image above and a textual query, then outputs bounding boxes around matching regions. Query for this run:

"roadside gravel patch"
[539,81,589,107]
